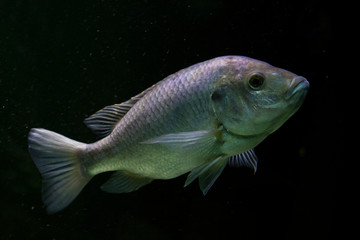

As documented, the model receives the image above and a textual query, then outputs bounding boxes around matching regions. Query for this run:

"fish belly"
[84,137,218,179]
[122,143,219,179]
[83,111,220,179]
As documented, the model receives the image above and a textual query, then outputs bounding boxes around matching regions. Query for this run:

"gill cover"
[211,81,247,135]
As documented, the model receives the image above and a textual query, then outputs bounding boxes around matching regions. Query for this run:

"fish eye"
[248,73,265,90]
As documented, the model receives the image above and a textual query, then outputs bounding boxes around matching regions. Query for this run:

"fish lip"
[286,76,309,100]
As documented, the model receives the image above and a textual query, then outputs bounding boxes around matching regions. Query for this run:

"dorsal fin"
[84,85,155,137]
[84,103,133,137]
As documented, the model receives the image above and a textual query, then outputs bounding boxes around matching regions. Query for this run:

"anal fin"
[101,171,153,193]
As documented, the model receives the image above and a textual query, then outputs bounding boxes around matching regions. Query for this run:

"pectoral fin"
[184,155,227,195]
[141,129,221,156]
[101,171,153,193]
[142,129,220,146]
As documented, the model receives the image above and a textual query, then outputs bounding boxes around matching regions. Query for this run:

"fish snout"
[285,76,309,100]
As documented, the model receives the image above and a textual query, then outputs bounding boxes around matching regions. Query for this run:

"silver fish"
[28,56,309,213]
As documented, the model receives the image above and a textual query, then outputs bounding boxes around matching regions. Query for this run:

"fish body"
[28,56,309,213]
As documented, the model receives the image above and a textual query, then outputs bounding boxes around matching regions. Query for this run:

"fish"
[28,56,309,213]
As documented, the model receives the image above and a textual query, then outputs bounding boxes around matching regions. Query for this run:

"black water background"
[0,1,338,239]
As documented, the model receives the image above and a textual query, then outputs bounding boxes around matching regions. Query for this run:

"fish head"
[212,57,309,137]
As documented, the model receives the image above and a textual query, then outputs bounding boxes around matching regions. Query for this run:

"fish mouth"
[285,76,309,100]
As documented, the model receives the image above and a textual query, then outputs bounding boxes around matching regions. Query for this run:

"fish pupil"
[249,73,265,90]
[211,90,223,101]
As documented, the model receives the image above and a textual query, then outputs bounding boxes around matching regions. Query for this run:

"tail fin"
[28,128,91,214]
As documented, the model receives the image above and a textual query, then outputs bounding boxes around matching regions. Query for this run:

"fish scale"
[102,71,217,175]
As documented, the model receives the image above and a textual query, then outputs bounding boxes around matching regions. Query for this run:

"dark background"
[0,0,337,239]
